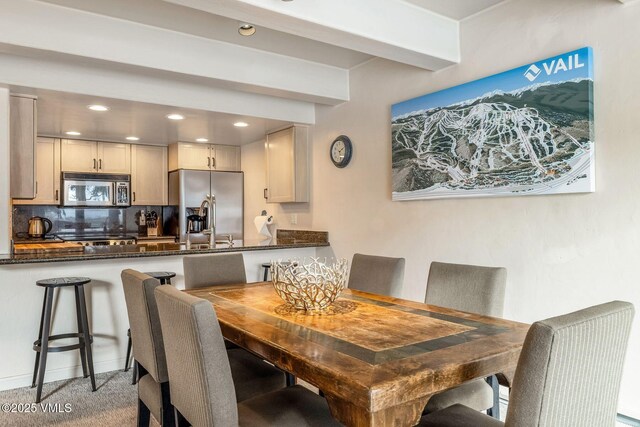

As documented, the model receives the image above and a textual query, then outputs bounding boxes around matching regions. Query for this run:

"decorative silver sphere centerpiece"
[271,257,349,312]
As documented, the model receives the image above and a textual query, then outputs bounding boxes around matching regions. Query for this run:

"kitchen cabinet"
[10,94,37,199]
[265,125,309,203]
[13,138,61,205]
[168,142,240,172]
[131,144,168,205]
[61,140,130,173]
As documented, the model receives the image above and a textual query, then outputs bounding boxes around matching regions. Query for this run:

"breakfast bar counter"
[0,239,329,265]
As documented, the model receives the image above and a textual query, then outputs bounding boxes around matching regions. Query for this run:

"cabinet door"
[131,145,168,205]
[179,143,211,170]
[10,95,36,198]
[212,145,240,171]
[13,138,61,205]
[98,142,131,174]
[61,139,98,172]
[266,127,295,203]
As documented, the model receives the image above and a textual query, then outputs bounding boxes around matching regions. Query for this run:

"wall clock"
[330,135,353,168]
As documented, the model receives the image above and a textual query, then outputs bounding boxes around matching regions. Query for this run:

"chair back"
[348,253,405,297]
[121,269,168,383]
[154,285,238,426]
[506,301,634,427]
[425,261,506,316]
[183,253,247,289]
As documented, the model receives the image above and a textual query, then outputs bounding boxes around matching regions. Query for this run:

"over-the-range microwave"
[61,172,131,207]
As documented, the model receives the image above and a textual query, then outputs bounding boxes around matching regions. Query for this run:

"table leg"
[324,393,430,427]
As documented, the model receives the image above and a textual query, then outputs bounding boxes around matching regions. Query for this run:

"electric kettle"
[28,216,53,238]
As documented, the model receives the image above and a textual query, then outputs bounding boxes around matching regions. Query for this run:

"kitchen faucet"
[200,194,216,248]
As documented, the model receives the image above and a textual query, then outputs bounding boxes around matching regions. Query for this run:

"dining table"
[184,282,529,427]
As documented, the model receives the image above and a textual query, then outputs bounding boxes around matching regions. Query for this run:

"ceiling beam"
[0,46,316,124]
[164,0,460,70]
[0,0,349,105]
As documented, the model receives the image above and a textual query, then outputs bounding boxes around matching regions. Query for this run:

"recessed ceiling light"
[126,136,140,141]
[167,113,185,120]
[196,138,209,142]
[234,121,249,128]
[88,104,109,112]
[65,131,81,136]
[238,23,256,36]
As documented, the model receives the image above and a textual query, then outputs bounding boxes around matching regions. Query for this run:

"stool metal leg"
[35,287,54,403]
[32,291,48,388]
[77,285,96,392]
[486,375,500,419]
[74,286,89,378]
[132,361,138,385]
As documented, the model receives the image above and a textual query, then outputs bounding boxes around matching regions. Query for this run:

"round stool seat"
[144,271,176,281]
[36,277,91,288]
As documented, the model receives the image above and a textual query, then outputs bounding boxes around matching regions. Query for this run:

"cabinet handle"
[35,181,38,196]
[264,188,268,199]
[207,157,211,168]
[93,158,97,170]
[55,190,59,201]
[212,157,216,169]
[133,191,136,202]
[99,159,102,170]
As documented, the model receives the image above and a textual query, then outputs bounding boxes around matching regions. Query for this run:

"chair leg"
[35,288,54,403]
[77,285,96,392]
[160,382,175,427]
[137,398,151,427]
[32,290,48,388]
[125,330,132,371]
[175,408,190,427]
[74,286,89,378]
[132,361,138,385]
[486,375,500,419]
[285,372,296,387]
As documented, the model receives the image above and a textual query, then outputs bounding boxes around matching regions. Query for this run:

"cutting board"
[14,242,85,254]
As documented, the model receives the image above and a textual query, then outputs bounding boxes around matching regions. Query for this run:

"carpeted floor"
[0,370,159,426]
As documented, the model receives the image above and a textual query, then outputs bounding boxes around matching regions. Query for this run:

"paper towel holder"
[260,210,273,221]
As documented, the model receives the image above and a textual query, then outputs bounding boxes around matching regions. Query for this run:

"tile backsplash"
[12,205,166,238]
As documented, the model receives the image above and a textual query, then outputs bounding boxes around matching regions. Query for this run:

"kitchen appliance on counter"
[55,233,137,246]
[168,170,243,244]
[28,216,53,238]
[61,172,130,207]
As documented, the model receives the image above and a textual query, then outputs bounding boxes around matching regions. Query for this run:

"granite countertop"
[0,238,329,265]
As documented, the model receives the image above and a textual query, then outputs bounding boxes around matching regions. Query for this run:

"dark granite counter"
[0,239,329,265]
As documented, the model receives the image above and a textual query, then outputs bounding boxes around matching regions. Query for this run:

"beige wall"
[242,0,640,415]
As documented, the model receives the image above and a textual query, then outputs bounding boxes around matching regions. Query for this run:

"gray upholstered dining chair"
[121,269,174,427]
[420,300,635,427]
[423,261,507,417]
[347,253,405,297]
[182,253,290,389]
[183,252,247,289]
[154,285,342,427]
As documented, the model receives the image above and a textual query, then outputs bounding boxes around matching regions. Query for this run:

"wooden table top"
[185,282,529,426]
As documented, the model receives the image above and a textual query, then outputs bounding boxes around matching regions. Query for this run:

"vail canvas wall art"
[391,47,594,201]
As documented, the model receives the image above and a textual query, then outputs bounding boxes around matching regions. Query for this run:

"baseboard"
[0,358,126,392]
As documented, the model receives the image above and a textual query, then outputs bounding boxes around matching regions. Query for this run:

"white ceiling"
[404,0,507,20]
[20,88,289,146]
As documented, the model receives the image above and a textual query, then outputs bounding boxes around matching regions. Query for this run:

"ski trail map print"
[391,47,594,201]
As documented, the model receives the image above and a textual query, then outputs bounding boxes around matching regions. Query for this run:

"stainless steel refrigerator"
[168,170,243,243]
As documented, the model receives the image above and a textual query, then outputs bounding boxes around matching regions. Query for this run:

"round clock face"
[330,135,352,168]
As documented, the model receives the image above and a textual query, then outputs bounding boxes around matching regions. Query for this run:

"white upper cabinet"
[61,140,130,173]
[13,137,61,205]
[131,144,168,205]
[212,145,241,171]
[168,142,240,172]
[98,142,131,174]
[265,126,309,203]
[61,139,98,173]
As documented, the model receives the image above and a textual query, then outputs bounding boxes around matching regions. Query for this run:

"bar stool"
[262,261,290,281]
[32,277,96,403]
[125,271,176,385]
